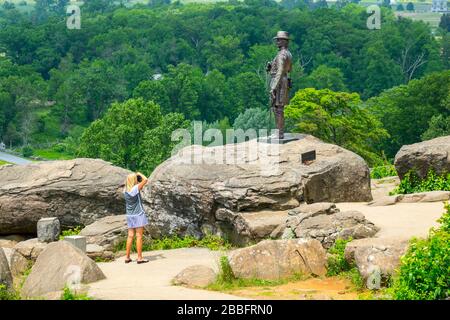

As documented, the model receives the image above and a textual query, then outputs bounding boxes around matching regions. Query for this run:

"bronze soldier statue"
[266,31,292,140]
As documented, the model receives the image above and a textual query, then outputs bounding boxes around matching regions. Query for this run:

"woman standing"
[123,172,149,264]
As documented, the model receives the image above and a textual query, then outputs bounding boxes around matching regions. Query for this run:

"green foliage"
[370,164,397,179]
[59,226,83,240]
[232,107,274,132]
[0,284,19,300]
[390,170,450,195]
[326,237,353,276]
[61,286,92,300]
[325,237,365,290]
[77,98,190,173]
[390,204,450,300]
[21,145,33,157]
[421,115,450,141]
[368,70,450,158]
[114,234,232,253]
[285,88,389,165]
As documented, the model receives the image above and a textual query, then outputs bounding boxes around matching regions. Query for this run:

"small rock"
[79,215,127,251]
[37,217,60,243]
[172,265,217,288]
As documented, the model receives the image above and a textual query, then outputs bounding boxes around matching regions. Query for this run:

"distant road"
[0,151,32,165]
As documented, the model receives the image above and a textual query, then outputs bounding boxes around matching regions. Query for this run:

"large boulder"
[143,135,372,243]
[228,239,327,280]
[10,238,48,277]
[345,237,410,288]
[79,215,127,251]
[0,159,131,234]
[0,248,13,290]
[172,265,217,288]
[21,241,106,298]
[394,136,450,180]
[274,203,379,249]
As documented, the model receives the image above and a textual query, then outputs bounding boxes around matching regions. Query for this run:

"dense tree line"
[0,0,448,170]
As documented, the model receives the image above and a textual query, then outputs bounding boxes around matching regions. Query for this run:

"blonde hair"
[124,173,138,193]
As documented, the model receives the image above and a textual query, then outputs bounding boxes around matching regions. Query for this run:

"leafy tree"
[439,13,450,32]
[421,115,450,141]
[306,65,348,92]
[368,70,450,157]
[396,4,404,11]
[285,88,388,165]
[232,107,274,132]
[78,98,188,172]
[406,2,415,11]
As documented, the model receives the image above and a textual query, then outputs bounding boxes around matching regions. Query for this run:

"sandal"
[125,258,132,264]
[137,259,149,264]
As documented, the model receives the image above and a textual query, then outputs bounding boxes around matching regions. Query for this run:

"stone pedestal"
[258,132,306,144]
[64,236,87,253]
[37,217,60,243]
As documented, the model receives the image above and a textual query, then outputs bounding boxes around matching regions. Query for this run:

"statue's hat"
[273,31,290,40]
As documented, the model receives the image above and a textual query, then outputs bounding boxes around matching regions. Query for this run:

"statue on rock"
[267,31,293,140]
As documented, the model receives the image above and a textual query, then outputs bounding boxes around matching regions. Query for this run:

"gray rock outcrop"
[0,159,131,234]
[272,203,379,249]
[143,135,372,243]
[394,135,450,179]
[21,241,106,298]
[228,239,327,280]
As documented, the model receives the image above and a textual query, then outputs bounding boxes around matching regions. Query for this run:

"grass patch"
[59,226,83,240]
[390,170,450,195]
[207,256,307,291]
[114,234,232,252]
[326,237,365,291]
[33,148,73,160]
[0,284,20,300]
[370,164,397,179]
[0,160,12,166]
[60,286,92,300]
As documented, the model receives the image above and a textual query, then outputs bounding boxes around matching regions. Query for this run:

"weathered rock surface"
[369,191,450,207]
[0,159,131,235]
[0,247,13,290]
[37,217,60,243]
[345,237,410,287]
[79,215,127,251]
[10,239,48,276]
[172,265,217,288]
[144,135,372,242]
[86,244,115,261]
[273,203,379,249]
[228,239,327,280]
[394,135,450,180]
[21,241,106,298]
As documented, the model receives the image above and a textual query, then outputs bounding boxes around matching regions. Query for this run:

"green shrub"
[59,226,83,240]
[114,234,232,252]
[217,256,235,284]
[21,146,33,158]
[61,286,92,300]
[0,284,19,300]
[370,164,397,179]
[390,203,450,300]
[326,238,353,276]
[390,170,450,195]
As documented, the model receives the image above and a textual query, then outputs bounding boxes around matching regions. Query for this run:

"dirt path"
[88,248,244,300]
